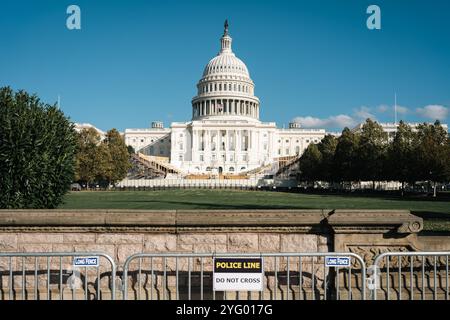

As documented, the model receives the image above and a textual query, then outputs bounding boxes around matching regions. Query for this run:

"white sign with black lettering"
[213,257,263,291]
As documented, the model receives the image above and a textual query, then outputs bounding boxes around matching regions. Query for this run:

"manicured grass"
[60,189,450,233]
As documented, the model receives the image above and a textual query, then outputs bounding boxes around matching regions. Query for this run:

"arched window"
[229,167,235,172]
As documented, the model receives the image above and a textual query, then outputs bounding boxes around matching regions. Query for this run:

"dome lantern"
[220,19,233,54]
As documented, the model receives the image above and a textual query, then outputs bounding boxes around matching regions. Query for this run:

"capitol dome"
[202,48,250,79]
[192,20,260,121]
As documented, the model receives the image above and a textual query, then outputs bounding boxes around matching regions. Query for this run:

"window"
[242,155,247,161]
[286,139,289,143]
[306,140,310,143]
[206,167,212,172]
[141,139,144,143]
[178,154,183,161]
[221,154,225,161]
[241,167,246,170]
[286,148,289,154]
[229,167,235,172]
[200,155,204,161]
[278,149,281,155]
[295,146,300,155]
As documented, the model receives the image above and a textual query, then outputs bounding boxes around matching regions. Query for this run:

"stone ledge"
[0,209,423,234]
[328,210,423,234]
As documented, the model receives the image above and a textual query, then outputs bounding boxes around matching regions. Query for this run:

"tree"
[0,87,77,208]
[316,134,338,182]
[414,121,448,197]
[355,119,388,188]
[98,129,131,186]
[298,143,322,183]
[386,121,416,195]
[333,127,360,186]
[74,127,102,186]
[127,145,136,155]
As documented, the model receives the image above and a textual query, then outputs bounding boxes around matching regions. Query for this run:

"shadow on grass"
[105,199,310,210]
[279,190,450,203]
[412,211,450,236]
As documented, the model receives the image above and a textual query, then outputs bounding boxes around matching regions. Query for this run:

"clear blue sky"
[1,0,449,131]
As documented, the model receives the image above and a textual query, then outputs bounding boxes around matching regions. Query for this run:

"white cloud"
[291,106,377,130]
[377,104,389,113]
[292,114,356,129]
[291,103,447,131]
[416,105,448,120]
[377,104,409,114]
[353,106,376,120]
[397,105,409,114]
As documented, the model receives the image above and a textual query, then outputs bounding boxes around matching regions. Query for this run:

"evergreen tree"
[355,119,388,188]
[0,87,77,208]
[333,128,360,185]
[386,121,416,195]
[414,121,448,196]
[298,143,322,183]
[316,134,338,182]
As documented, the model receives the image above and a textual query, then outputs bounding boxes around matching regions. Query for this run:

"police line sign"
[213,257,263,291]
[73,256,99,267]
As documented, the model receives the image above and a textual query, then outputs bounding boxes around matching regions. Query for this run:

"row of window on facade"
[278,138,318,144]
[131,137,170,144]
[178,154,249,162]
[206,64,246,74]
[278,146,301,156]
[199,82,251,95]
[201,166,245,172]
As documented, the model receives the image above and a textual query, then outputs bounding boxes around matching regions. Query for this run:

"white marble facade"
[124,22,326,175]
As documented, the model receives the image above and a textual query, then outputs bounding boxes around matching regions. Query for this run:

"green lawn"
[60,189,450,233]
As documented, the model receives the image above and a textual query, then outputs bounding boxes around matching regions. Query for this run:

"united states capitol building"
[124,22,326,177]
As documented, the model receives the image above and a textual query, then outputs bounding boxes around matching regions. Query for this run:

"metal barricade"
[122,252,366,300]
[0,252,117,300]
[371,251,450,300]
